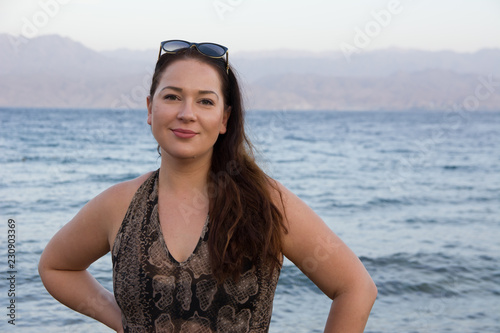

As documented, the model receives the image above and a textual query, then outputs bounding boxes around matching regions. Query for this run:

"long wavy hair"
[150,47,287,282]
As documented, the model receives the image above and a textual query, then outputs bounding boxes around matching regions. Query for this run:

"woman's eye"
[200,99,214,106]
[164,94,178,101]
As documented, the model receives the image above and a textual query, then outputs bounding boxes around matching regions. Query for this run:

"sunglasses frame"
[158,40,229,74]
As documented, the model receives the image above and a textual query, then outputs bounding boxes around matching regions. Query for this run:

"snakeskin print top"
[112,170,281,332]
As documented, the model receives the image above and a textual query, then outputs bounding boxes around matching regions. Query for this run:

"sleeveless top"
[112,170,281,333]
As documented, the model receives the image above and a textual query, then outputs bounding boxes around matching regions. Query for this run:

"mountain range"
[1,34,499,111]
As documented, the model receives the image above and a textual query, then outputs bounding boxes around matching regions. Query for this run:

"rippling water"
[1,108,499,332]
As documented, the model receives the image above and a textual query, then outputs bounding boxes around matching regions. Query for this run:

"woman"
[39,40,377,333]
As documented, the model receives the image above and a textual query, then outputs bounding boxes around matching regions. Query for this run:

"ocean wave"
[85,172,141,183]
[441,165,477,171]
[376,280,460,297]
[365,197,407,207]
[277,252,500,300]
[360,252,499,298]
[283,134,319,143]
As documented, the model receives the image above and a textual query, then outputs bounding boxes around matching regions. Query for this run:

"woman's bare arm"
[38,173,150,332]
[276,182,377,333]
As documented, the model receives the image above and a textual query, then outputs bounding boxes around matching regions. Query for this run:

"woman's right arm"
[38,176,147,332]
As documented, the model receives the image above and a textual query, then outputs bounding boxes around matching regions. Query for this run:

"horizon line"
[1,32,499,55]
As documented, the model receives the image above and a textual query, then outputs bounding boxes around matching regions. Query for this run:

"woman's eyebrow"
[159,86,182,93]
[160,86,219,100]
[160,86,219,98]
[198,90,219,100]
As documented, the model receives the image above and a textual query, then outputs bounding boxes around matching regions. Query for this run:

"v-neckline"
[152,171,209,265]
[156,212,209,265]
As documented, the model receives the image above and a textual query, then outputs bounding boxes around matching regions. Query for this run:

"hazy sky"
[1,0,499,54]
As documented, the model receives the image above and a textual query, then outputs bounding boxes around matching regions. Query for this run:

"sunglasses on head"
[158,40,229,73]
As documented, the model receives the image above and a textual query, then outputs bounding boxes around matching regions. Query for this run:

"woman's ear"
[220,106,231,134]
[147,95,152,125]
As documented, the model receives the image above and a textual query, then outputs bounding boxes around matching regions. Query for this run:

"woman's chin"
[160,148,213,162]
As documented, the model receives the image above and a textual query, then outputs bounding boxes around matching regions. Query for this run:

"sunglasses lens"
[162,40,191,52]
[198,43,226,57]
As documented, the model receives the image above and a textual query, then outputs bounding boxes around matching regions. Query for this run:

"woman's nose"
[177,101,196,121]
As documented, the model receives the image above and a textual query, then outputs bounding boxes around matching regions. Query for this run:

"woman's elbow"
[366,278,378,305]
[38,249,51,283]
[38,247,61,285]
[350,273,378,307]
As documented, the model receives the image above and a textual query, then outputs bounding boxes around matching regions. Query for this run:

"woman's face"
[147,59,230,162]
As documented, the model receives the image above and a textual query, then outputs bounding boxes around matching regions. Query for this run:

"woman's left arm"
[276,182,377,333]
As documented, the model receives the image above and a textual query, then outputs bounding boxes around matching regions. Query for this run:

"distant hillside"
[1,34,499,111]
[246,70,498,111]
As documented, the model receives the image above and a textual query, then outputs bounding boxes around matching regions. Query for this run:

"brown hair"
[150,48,287,282]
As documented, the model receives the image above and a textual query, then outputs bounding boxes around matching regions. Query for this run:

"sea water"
[0,108,499,332]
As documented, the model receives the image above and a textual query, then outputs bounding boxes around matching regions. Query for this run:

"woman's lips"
[171,128,197,138]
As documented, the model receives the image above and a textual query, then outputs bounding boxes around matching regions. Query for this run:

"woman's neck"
[157,152,212,198]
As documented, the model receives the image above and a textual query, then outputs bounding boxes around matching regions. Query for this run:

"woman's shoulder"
[102,171,155,202]
[265,177,318,229]
[41,171,158,259]
[95,171,156,216]
[265,177,293,209]
[92,171,156,246]
[81,171,155,226]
